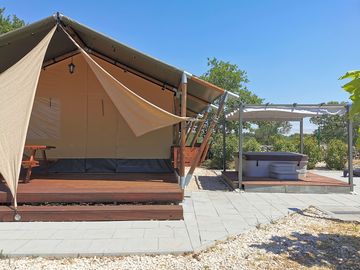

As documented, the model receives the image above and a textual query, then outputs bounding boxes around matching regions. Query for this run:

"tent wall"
[26,54,174,159]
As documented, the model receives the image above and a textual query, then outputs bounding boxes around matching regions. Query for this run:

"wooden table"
[22,145,56,183]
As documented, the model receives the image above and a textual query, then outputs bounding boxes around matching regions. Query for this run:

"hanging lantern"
[68,57,75,74]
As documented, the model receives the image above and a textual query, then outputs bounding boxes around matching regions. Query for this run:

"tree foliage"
[303,136,323,169]
[340,71,360,147]
[254,122,292,146]
[243,137,261,152]
[324,139,347,170]
[200,58,295,168]
[0,8,25,34]
[200,57,263,133]
[207,133,238,169]
[310,101,359,145]
[272,135,298,152]
[200,58,263,168]
[340,70,360,116]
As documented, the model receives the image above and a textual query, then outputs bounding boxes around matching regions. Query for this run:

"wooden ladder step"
[0,204,183,222]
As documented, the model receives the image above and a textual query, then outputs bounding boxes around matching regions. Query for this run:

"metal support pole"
[300,119,304,154]
[347,105,354,191]
[238,104,243,189]
[222,114,226,171]
[180,73,187,188]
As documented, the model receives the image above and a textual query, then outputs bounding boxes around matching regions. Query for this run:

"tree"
[254,121,292,145]
[200,58,292,143]
[199,58,262,168]
[310,101,360,145]
[324,139,347,170]
[340,71,360,116]
[200,57,263,135]
[340,71,360,147]
[303,136,323,169]
[0,8,25,34]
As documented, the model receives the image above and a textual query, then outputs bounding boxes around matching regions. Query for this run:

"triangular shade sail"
[62,27,188,137]
[0,27,56,205]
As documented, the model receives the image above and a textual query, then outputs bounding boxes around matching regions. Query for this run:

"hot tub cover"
[242,152,309,162]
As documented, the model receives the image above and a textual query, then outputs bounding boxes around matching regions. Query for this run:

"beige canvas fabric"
[0,27,56,206]
[62,27,188,137]
[27,54,174,159]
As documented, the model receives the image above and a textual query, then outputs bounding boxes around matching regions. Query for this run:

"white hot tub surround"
[235,152,308,180]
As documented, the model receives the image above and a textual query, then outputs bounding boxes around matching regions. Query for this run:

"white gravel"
[2,207,358,270]
[185,167,230,191]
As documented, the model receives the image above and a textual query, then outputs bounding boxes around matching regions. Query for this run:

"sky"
[1,0,359,133]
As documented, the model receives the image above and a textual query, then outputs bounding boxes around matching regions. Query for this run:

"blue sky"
[1,0,359,132]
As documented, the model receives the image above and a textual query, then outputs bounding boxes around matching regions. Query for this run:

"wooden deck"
[0,205,183,222]
[222,171,352,193]
[0,173,184,221]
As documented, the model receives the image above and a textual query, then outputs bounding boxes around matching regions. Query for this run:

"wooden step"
[0,178,184,204]
[0,190,184,204]
[0,204,183,222]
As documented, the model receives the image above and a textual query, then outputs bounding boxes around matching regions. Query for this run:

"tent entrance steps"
[0,173,183,221]
[0,205,183,222]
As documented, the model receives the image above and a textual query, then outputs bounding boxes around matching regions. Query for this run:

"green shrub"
[208,134,238,169]
[303,136,323,169]
[324,139,347,170]
[272,136,298,152]
[243,137,261,152]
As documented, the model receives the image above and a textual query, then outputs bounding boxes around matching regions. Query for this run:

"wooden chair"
[22,159,40,183]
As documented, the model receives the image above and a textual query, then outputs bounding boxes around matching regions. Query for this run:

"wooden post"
[190,110,209,147]
[180,73,187,188]
[173,97,180,145]
[186,121,196,145]
[201,141,211,163]
[184,92,228,186]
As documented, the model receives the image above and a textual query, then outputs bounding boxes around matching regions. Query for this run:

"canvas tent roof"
[0,13,224,115]
[0,14,227,206]
[226,104,347,121]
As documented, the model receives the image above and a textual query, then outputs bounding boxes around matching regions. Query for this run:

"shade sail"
[226,106,347,121]
[0,27,56,206]
[62,27,188,137]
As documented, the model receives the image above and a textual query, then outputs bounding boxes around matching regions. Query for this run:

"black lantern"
[68,57,75,74]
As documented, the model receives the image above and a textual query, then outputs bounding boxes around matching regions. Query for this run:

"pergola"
[224,103,354,191]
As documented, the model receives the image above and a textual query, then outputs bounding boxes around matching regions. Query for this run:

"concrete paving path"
[0,170,359,257]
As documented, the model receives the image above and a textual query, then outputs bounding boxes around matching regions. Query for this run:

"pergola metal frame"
[223,103,354,192]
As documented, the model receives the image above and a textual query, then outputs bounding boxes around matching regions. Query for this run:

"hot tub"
[235,152,308,179]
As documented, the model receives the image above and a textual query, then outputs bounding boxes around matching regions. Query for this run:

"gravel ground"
[1,207,359,270]
[185,167,231,191]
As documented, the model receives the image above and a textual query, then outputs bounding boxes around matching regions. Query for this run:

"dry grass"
[242,208,360,270]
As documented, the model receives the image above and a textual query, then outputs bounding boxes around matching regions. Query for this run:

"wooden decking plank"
[222,171,351,187]
[0,173,183,204]
[0,205,183,222]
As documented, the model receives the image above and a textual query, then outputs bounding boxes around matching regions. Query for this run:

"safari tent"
[0,13,225,221]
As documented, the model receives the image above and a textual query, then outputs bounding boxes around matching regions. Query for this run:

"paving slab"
[0,172,360,257]
[317,205,360,222]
